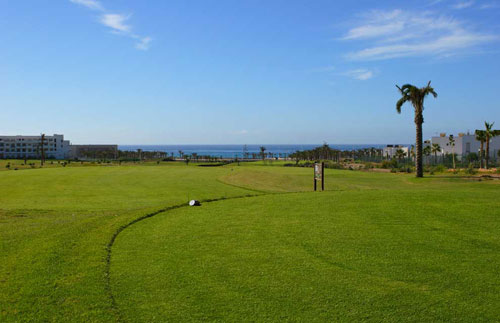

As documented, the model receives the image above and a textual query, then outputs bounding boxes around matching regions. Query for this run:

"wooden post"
[321,162,325,191]
[314,162,325,191]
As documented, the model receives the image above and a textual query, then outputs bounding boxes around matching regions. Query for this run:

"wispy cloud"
[135,36,153,51]
[341,9,497,60]
[70,1,152,50]
[480,2,500,9]
[100,14,132,33]
[342,69,375,80]
[452,1,475,9]
[70,0,104,11]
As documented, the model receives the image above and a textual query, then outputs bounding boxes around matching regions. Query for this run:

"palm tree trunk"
[485,136,490,169]
[415,115,423,177]
[480,141,484,168]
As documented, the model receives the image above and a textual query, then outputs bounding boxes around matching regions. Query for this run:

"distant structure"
[383,145,409,159]
[0,134,70,159]
[69,145,118,160]
[430,132,500,157]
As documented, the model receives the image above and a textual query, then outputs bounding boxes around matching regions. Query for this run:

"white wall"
[431,134,499,157]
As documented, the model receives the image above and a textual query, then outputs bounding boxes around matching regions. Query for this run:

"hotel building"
[431,132,500,158]
[0,134,70,160]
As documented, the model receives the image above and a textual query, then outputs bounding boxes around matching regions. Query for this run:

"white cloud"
[71,1,152,51]
[452,1,475,9]
[480,2,500,9]
[135,37,152,51]
[343,69,374,80]
[100,14,132,33]
[70,0,103,11]
[341,9,497,60]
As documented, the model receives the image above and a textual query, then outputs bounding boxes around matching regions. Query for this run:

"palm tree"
[484,121,499,169]
[259,146,266,161]
[410,145,416,162]
[448,135,456,169]
[396,149,406,163]
[396,81,437,177]
[431,143,441,165]
[423,145,431,164]
[475,130,486,168]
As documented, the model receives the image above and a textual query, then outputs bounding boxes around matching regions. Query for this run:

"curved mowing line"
[104,179,336,320]
[104,193,262,321]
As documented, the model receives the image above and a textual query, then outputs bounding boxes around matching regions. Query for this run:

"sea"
[119,144,387,158]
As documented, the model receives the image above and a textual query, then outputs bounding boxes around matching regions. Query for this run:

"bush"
[324,161,343,169]
[381,159,398,169]
[434,165,446,173]
[364,162,375,169]
[465,163,477,175]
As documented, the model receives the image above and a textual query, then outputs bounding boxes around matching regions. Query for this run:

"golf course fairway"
[1,163,499,321]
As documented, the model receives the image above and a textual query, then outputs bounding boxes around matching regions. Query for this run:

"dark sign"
[314,162,324,191]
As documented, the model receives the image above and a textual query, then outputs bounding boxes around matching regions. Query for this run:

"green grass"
[1,163,499,321]
[0,165,252,321]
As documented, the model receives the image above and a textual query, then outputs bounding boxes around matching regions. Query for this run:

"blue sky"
[1,0,499,144]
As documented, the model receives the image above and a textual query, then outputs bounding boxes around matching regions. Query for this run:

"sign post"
[314,162,324,191]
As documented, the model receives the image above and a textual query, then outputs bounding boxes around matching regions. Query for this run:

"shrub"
[465,163,477,175]
[324,162,342,169]
[434,165,446,173]
[381,159,398,169]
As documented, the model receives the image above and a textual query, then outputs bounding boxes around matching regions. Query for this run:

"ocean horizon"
[119,144,396,158]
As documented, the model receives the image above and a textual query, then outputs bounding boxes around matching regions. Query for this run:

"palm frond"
[396,96,408,114]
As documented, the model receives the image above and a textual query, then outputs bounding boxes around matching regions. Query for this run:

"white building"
[431,132,500,158]
[383,145,409,159]
[0,134,70,160]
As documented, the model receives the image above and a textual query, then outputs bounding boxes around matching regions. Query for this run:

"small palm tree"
[395,149,406,163]
[396,81,437,177]
[484,121,499,169]
[448,135,456,169]
[410,145,416,162]
[475,130,486,168]
[431,143,441,165]
[423,145,431,164]
[259,146,266,161]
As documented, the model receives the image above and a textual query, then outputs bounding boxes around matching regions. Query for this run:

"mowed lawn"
[112,168,500,322]
[1,163,499,322]
[0,164,253,322]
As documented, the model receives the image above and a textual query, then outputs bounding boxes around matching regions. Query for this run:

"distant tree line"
[289,144,383,163]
